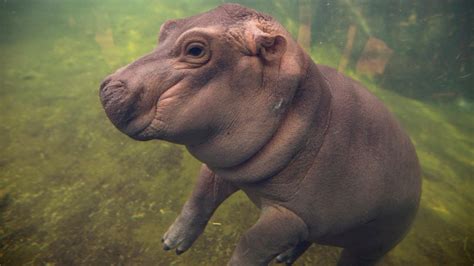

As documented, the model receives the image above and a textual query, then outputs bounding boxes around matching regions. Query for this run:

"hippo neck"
[206,60,332,183]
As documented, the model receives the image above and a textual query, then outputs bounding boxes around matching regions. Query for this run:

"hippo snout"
[99,77,152,138]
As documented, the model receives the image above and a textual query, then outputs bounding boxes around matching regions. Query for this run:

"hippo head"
[99,4,307,168]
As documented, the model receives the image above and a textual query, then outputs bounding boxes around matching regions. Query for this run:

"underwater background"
[0,0,472,265]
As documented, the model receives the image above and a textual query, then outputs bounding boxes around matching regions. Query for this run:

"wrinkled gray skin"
[99,4,421,265]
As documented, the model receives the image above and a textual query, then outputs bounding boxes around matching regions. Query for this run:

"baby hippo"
[99,3,421,265]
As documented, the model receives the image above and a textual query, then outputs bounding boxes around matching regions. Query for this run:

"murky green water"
[0,0,472,265]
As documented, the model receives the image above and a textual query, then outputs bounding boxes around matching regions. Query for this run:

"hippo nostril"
[100,79,127,97]
[100,77,112,92]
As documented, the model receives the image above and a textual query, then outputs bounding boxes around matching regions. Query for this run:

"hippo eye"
[179,41,210,67]
[185,43,205,58]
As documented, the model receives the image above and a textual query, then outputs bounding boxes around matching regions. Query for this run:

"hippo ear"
[255,33,287,63]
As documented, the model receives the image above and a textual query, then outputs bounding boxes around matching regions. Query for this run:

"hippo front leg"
[228,205,309,266]
[162,164,238,254]
[275,241,312,265]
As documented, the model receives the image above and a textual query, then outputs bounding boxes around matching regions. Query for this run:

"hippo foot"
[275,241,312,265]
[162,211,207,255]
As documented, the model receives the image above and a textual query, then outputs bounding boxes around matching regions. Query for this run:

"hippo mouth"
[99,75,185,141]
[99,79,159,140]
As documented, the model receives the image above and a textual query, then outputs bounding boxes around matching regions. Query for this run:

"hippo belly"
[284,65,421,253]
